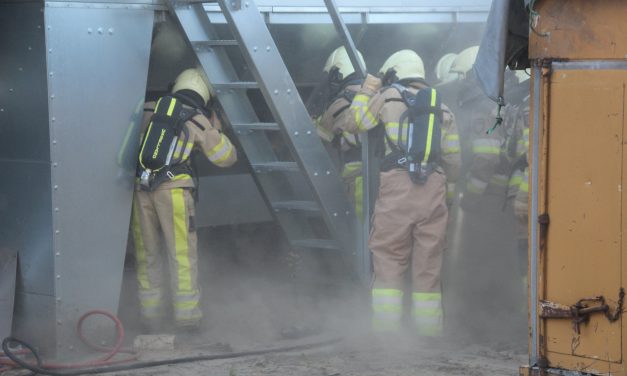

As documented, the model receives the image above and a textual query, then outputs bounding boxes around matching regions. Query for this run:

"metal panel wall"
[43,3,154,352]
[0,1,57,350]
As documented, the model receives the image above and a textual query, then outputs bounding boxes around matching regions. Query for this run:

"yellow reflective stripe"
[154,97,162,112]
[173,139,184,159]
[491,174,509,187]
[141,298,161,308]
[443,133,460,153]
[423,90,437,163]
[132,200,150,290]
[207,134,234,164]
[352,94,378,132]
[472,146,500,154]
[172,189,192,291]
[182,142,194,160]
[412,292,441,301]
[509,172,523,187]
[341,161,362,177]
[373,288,403,298]
[167,98,177,116]
[413,308,442,317]
[519,180,529,192]
[174,300,199,310]
[172,174,192,181]
[472,138,501,155]
[354,175,363,220]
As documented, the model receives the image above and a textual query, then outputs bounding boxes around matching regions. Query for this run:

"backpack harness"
[379,83,443,184]
[137,93,206,190]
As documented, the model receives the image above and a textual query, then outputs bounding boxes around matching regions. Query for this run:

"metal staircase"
[167,0,363,281]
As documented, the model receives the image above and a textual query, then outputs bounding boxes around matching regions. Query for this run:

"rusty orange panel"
[529,0,627,60]
[542,69,624,372]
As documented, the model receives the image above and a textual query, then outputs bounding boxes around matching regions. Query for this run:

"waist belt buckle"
[397,157,407,166]
[166,170,175,180]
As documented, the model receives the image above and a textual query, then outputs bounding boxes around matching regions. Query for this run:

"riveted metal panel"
[0,2,58,350]
[44,4,154,351]
[0,249,18,343]
[543,69,625,372]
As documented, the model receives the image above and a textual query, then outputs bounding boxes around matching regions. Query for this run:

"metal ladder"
[167,0,363,282]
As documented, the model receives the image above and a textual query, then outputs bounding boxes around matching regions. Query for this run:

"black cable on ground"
[2,336,342,376]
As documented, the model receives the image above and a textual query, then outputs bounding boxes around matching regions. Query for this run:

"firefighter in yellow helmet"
[314,46,367,219]
[132,67,237,332]
[345,49,461,335]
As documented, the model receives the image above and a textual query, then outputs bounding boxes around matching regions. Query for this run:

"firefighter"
[346,49,461,335]
[315,46,367,219]
[132,68,237,332]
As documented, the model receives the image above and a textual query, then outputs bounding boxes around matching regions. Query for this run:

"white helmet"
[450,46,479,76]
[323,46,366,80]
[172,68,213,105]
[379,49,425,81]
[435,53,458,84]
[514,69,530,83]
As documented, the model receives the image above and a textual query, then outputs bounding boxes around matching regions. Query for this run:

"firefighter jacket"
[137,100,237,190]
[345,74,461,183]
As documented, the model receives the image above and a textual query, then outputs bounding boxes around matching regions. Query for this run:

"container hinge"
[539,288,625,334]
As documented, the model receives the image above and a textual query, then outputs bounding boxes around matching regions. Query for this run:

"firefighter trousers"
[131,187,202,327]
[369,169,448,336]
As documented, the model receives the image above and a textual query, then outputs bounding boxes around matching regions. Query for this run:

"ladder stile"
[166,0,361,282]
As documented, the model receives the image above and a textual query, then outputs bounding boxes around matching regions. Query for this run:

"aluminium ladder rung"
[191,40,238,47]
[212,82,259,90]
[251,162,299,173]
[272,200,320,212]
[231,122,279,132]
[291,239,341,251]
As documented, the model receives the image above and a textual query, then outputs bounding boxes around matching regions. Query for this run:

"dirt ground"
[111,334,526,376]
[108,220,527,376]
[2,214,528,376]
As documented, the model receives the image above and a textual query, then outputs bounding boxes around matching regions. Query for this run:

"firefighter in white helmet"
[434,53,459,86]
[314,46,367,218]
[345,49,461,335]
[132,67,237,332]
[454,45,508,211]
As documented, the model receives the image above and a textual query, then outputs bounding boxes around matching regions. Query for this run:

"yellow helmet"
[450,45,479,75]
[379,49,425,81]
[435,53,458,84]
[323,46,366,80]
[172,68,213,105]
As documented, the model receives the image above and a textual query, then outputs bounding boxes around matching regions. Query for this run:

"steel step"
[291,239,341,251]
[212,82,259,90]
[232,122,280,132]
[272,200,320,212]
[191,40,238,47]
[251,161,299,173]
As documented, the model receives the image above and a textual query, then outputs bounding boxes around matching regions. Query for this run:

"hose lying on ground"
[2,336,342,376]
[1,309,342,375]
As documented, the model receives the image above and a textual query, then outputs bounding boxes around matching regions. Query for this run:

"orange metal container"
[524,1,627,374]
